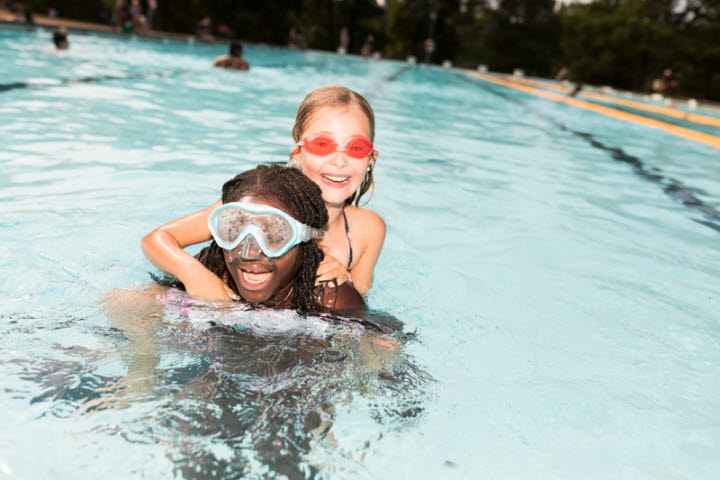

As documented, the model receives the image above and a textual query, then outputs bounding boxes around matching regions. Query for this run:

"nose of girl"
[239,235,263,260]
[329,148,350,166]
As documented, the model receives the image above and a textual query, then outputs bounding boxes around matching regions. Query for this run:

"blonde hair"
[292,86,376,206]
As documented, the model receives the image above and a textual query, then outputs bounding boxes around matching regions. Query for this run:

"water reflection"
[66,287,434,479]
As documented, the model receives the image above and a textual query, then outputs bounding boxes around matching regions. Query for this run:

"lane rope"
[458,72,720,234]
[0,69,191,93]
[502,75,720,129]
[469,72,720,150]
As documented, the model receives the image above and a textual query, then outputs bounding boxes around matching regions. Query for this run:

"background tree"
[475,0,561,76]
[20,0,720,100]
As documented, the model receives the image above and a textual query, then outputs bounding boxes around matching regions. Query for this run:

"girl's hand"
[315,248,350,286]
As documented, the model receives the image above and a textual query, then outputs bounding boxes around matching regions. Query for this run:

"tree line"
[26,0,720,100]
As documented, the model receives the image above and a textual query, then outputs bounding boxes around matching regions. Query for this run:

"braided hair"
[195,165,327,312]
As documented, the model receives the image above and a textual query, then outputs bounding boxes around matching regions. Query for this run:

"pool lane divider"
[0,69,192,93]
[361,64,414,103]
[467,72,720,150]
[504,75,720,129]
[458,73,720,234]
[458,71,720,232]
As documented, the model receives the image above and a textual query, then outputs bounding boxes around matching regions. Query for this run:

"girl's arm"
[348,210,386,295]
[141,201,231,301]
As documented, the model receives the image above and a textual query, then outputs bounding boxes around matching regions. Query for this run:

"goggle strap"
[301,227,326,241]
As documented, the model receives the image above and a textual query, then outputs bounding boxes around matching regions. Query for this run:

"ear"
[370,149,379,163]
[290,145,302,164]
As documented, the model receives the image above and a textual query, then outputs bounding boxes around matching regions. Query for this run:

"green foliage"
[469,0,561,75]
[27,0,115,23]
[559,0,720,99]
[26,0,720,99]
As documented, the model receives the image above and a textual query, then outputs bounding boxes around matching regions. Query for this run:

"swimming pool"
[2,25,720,479]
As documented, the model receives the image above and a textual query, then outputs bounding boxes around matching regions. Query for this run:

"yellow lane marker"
[468,72,720,150]
[505,75,720,128]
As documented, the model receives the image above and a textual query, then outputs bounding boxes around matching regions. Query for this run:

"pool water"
[2,26,720,479]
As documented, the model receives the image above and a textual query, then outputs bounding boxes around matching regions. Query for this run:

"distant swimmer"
[52,26,69,50]
[652,68,678,97]
[213,42,249,71]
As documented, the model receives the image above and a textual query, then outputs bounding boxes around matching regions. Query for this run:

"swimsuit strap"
[342,210,353,270]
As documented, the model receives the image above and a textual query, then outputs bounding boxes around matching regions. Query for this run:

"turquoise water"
[2,26,720,479]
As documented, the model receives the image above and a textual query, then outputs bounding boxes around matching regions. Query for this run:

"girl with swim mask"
[168,165,365,311]
[142,86,385,299]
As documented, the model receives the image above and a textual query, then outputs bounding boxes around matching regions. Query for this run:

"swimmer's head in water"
[230,42,243,57]
[53,27,69,50]
[196,165,328,310]
[291,86,377,206]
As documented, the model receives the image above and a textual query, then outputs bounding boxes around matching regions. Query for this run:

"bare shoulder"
[344,206,386,240]
[213,55,230,67]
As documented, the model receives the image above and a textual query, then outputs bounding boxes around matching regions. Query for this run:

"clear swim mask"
[208,202,325,258]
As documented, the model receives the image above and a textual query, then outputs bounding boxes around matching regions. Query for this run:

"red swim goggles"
[296,136,374,159]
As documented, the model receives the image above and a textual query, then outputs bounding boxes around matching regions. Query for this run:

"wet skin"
[222,196,302,307]
[291,105,377,208]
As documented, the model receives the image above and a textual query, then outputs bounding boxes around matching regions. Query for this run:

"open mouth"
[239,269,273,290]
[321,174,350,186]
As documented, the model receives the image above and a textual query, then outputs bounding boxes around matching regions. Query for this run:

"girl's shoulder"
[344,205,386,234]
[343,206,386,259]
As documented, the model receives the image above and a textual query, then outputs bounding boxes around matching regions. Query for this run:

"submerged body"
[100,283,423,479]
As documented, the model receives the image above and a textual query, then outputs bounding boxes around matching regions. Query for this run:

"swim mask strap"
[301,226,326,241]
[285,157,301,170]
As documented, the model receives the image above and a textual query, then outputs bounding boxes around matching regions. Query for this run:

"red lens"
[345,138,374,158]
[304,136,337,156]
[302,136,374,158]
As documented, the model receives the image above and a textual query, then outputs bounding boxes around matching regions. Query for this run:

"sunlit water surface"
[1,26,720,479]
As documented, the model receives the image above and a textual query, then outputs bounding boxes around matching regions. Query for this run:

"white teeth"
[242,271,271,284]
[323,175,348,182]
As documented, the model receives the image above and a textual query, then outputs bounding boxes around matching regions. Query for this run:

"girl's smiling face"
[222,195,303,306]
[291,105,378,208]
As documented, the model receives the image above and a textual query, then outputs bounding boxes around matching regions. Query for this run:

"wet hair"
[195,165,327,311]
[292,86,376,206]
[53,31,68,49]
[229,42,243,56]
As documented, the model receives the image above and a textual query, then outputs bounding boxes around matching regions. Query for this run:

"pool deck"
[0,9,198,42]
